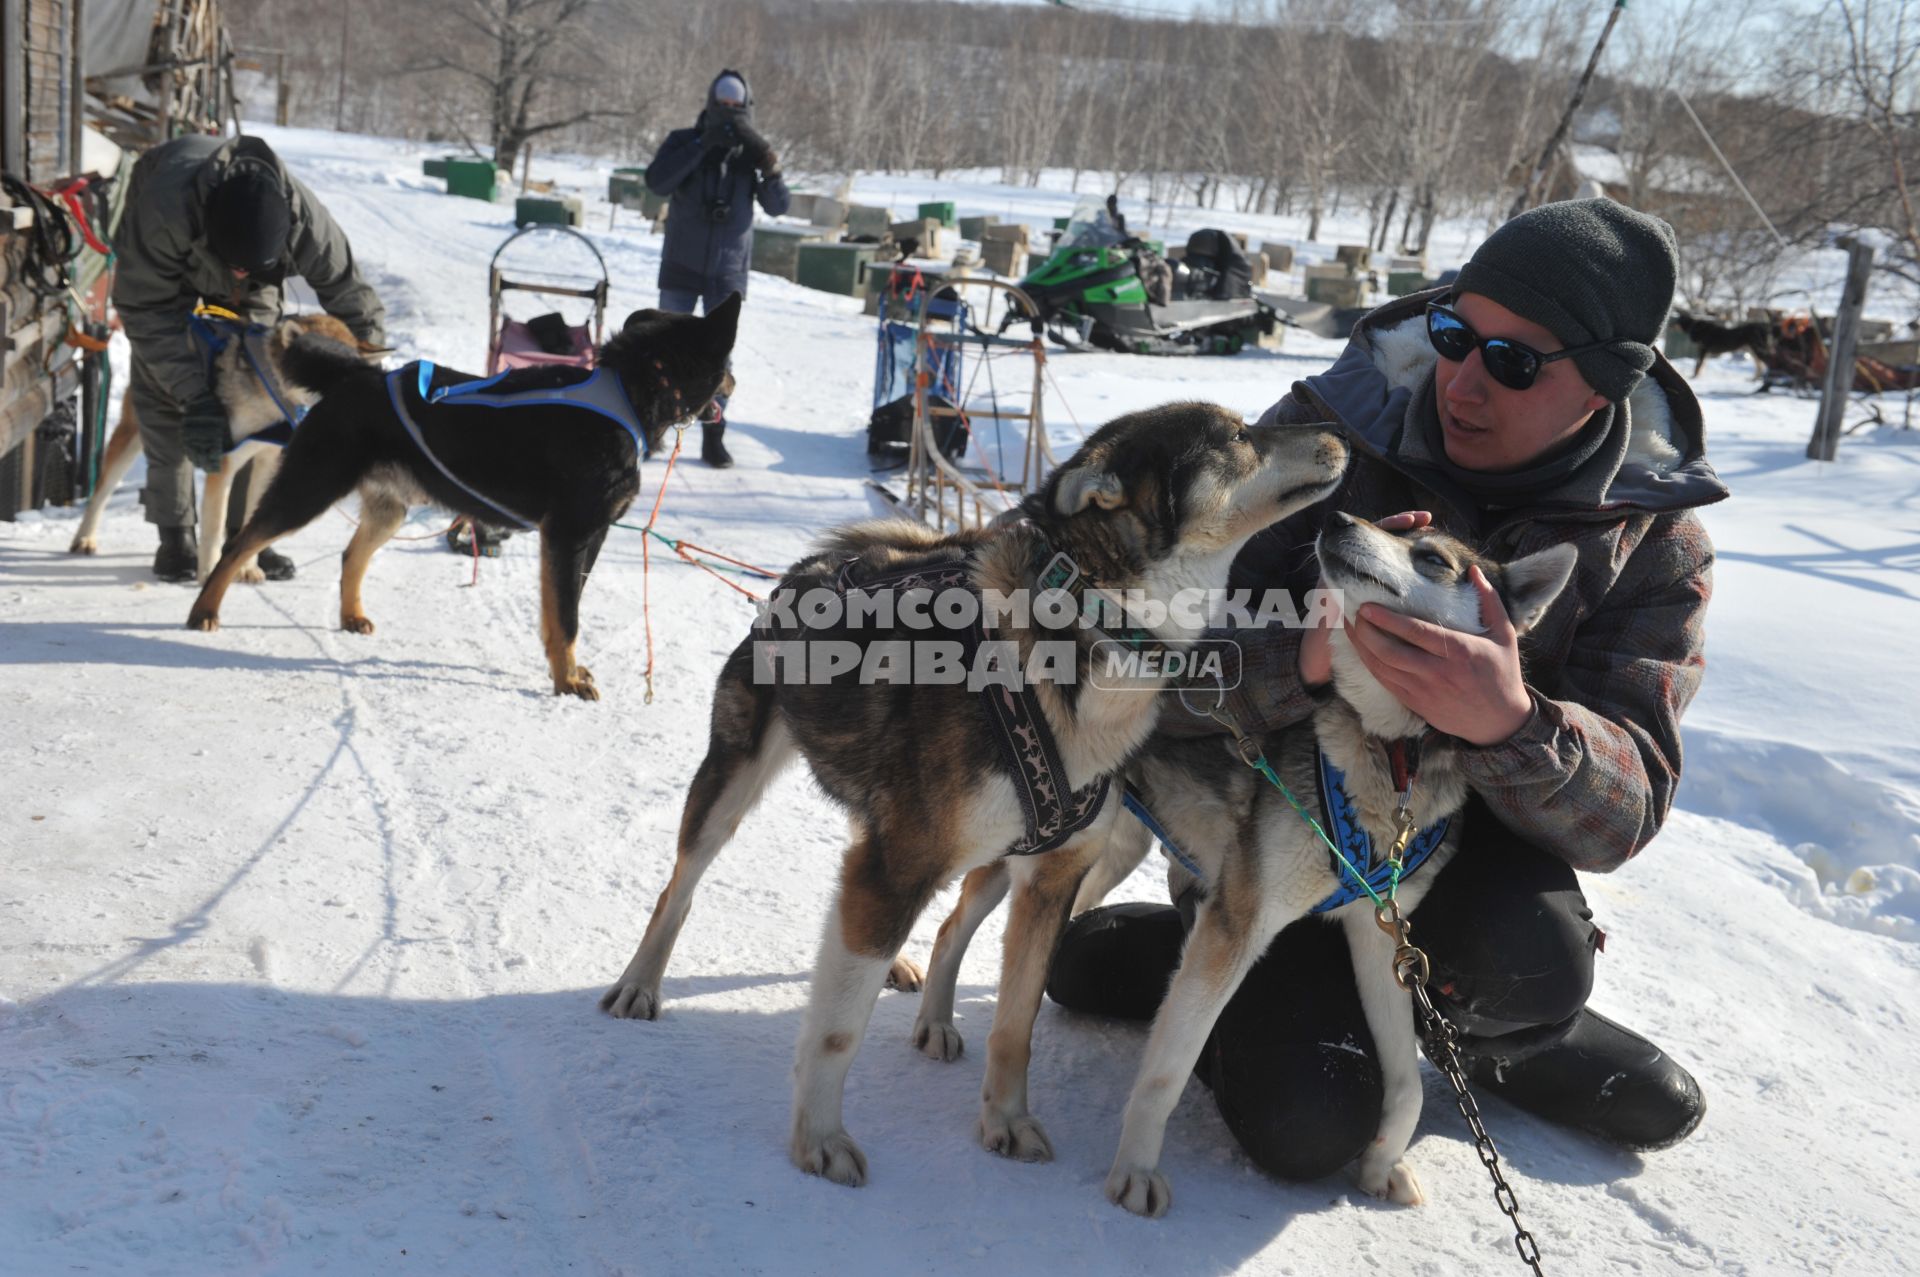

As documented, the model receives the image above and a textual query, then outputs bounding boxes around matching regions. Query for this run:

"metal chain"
[1182,684,1548,1273]
[1380,900,1546,1275]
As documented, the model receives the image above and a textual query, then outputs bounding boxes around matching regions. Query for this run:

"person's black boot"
[1046,902,1185,1022]
[1469,1008,1705,1152]
[227,536,296,581]
[254,547,296,581]
[700,420,734,469]
[153,526,198,583]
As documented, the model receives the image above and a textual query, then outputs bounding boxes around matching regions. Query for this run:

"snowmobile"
[1013,196,1276,356]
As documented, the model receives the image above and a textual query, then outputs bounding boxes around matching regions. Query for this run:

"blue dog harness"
[382,361,650,533]
[187,310,306,455]
[1127,746,1450,914]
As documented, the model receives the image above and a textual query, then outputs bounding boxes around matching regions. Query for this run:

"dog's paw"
[186,608,220,632]
[885,955,924,992]
[911,1017,963,1062]
[555,667,600,701]
[978,1109,1054,1163]
[341,614,376,636]
[69,535,97,555]
[1105,1162,1172,1218]
[791,1128,868,1187]
[599,981,661,1021]
[233,563,265,585]
[1356,1156,1426,1207]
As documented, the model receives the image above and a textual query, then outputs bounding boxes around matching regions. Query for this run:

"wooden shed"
[1,0,234,519]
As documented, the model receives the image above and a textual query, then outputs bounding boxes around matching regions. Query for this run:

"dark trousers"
[1047,797,1599,1181]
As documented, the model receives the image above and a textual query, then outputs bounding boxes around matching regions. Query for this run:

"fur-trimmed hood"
[1286,290,1728,519]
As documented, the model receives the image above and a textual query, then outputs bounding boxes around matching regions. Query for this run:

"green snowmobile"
[1014,196,1277,355]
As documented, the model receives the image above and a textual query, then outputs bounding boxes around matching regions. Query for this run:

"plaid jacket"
[1200,292,1728,873]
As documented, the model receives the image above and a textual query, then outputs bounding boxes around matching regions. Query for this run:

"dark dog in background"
[1671,311,1774,377]
[186,296,741,700]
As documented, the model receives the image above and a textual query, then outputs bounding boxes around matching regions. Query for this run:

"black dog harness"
[814,554,1110,857]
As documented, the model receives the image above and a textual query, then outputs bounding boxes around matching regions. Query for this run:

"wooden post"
[520,144,532,195]
[1808,236,1875,461]
[276,52,290,126]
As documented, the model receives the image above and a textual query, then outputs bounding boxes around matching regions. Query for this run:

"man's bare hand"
[1299,510,1433,688]
[1342,563,1533,746]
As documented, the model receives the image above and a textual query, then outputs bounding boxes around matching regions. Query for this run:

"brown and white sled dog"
[600,403,1349,1186]
[69,314,381,582]
[918,512,1577,1215]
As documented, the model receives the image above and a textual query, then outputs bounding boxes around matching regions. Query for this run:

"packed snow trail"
[2,126,1915,1275]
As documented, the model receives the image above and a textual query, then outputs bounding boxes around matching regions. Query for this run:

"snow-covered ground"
[3,126,1916,1275]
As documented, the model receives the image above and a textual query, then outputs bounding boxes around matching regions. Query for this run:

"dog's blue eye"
[1417,550,1451,571]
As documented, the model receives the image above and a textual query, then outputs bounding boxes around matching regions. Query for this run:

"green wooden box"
[958,214,999,241]
[796,241,884,296]
[423,156,453,179]
[1387,270,1429,296]
[444,157,499,201]
[918,200,957,228]
[1306,274,1366,308]
[609,166,647,205]
[846,204,892,238]
[515,195,582,227]
[751,224,830,280]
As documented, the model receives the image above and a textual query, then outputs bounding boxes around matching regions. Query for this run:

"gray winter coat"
[646,71,790,297]
[111,134,386,407]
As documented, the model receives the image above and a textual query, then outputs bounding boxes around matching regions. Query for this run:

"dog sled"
[1760,313,1920,396]
[486,224,611,374]
[450,225,614,556]
[864,271,1061,535]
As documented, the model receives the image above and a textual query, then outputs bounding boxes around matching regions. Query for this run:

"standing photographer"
[645,69,789,468]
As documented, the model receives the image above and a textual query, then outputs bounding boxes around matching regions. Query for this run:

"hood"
[1295,289,1729,519]
[706,68,753,119]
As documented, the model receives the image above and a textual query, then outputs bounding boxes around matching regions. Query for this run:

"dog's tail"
[280,334,380,395]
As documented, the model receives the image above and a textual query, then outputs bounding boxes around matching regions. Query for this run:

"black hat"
[1452,198,1678,402]
[204,166,292,282]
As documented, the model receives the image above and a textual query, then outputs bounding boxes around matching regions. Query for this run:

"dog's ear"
[702,293,742,354]
[1497,543,1577,633]
[1054,464,1125,516]
[622,308,669,330]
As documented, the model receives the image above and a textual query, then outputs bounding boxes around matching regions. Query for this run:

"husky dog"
[69,313,382,582]
[185,298,739,699]
[600,403,1349,1187]
[915,512,1577,1215]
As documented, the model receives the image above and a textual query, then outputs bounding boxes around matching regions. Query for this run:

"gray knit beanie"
[1452,198,1677,402]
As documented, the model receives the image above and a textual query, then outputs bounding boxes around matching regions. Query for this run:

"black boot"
[1469,1008,1705,1152]
[227,536,296,581]
[254,548,296,581]
[153,526,198,583]
[700,420,734,469]
[1046,902,1185,1022]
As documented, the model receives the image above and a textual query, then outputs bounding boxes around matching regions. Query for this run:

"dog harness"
[794,554,1111,857]
[1127,746,1450,913]
[187,308,305,454]
[382,361,649,533]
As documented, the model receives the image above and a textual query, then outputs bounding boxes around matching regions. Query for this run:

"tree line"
[227,0,1920,317]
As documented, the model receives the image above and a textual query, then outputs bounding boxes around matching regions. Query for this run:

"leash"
[1174,678,1545,1274]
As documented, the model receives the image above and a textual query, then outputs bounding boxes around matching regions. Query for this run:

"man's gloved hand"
[733,121,775,171]
[181,392,231,472]
[701,112,738,152]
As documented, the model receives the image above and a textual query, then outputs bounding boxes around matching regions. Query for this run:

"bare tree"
[420,0,618,171]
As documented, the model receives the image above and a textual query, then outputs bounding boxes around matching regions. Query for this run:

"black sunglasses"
[1425,302,1614,392]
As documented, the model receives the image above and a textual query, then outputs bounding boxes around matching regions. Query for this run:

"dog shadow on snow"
[12,962,1636,1273]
